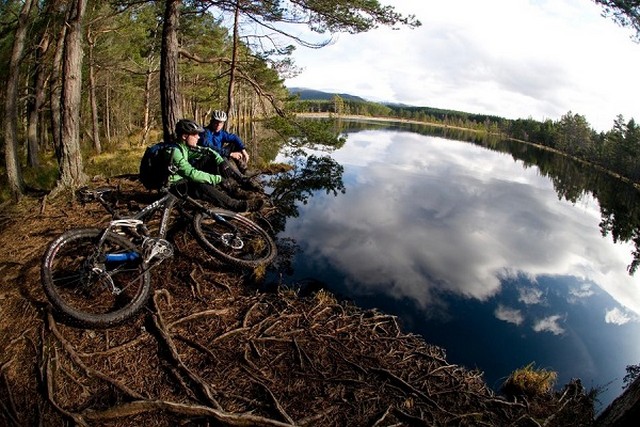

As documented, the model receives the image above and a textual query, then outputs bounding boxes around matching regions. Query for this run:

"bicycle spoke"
[194,210,276,267]
[42,229,151,328]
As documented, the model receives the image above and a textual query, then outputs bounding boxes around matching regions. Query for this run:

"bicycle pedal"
[143,238,174,263]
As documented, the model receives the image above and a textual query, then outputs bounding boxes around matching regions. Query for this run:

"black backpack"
[139,142,178,190]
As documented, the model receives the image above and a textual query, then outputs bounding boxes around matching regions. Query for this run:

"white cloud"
[569,284,595,299]
[605,307,638,325]
[568,283,596,304]
[285,0,640,131]
[518,287,544,305]
[284,130,640,316]
[533,315,566,335]
[495,305,524,325]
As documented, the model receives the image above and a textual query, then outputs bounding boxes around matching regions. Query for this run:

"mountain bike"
[41,186,277,328]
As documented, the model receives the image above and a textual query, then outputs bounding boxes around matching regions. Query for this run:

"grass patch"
[501,362,558,399]
[0,141,147,204]
[23,156,59,190]
[84,145,145,178]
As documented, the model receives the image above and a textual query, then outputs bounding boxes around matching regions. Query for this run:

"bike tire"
[193,209,277,268]
[41,228,151,328]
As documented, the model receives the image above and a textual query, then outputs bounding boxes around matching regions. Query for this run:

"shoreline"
[295,112,640,190]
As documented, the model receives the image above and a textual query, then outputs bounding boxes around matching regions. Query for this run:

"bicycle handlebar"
[76,186,120,217]
[77,186,114,200]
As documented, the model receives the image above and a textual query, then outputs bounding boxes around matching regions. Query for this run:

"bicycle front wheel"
[193,210,277,268]
[41,228,151,328]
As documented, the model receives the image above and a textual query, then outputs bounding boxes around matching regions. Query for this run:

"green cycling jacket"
[168,142,224,186]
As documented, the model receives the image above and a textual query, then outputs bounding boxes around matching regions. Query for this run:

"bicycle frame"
[94,189,239,266]
[41,186,276,328]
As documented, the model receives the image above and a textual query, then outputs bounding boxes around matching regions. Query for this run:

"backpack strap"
[162,143,179,189]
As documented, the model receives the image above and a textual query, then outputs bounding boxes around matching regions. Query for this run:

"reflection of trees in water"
[597,182,640,274]
[481,138,640,275]
[334,118,499,144]
[264,149,346,274]
[259,118,347,279]
[322,118,640,275]
[269,149,346,222]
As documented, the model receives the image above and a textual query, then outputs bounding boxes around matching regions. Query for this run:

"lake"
[265,119,640,411]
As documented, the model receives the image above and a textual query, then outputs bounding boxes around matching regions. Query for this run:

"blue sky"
[283,0,640,132]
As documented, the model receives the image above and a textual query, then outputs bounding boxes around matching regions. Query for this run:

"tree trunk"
[104,74,111,145]
[160,0,182,142]
[54,0,88,193]
[3,0,36,201]
[27,28,51,168]
[226,2,240,131]
[87,32,102,154]
[142,66,153,146]
[50,21,67,162]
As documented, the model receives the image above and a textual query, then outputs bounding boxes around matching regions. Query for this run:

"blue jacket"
[198,128,245,157]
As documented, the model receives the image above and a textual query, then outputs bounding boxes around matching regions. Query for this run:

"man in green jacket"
[168,119,263,212]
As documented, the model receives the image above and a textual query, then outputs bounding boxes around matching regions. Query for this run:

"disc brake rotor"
[221,233,244,250]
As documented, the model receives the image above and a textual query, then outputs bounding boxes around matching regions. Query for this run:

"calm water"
[267,121,640,411]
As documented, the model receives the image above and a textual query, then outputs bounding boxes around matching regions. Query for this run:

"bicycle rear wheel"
[193,210,277,268]
[41,228,151,328]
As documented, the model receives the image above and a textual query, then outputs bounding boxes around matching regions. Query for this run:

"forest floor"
[0,175,598,426]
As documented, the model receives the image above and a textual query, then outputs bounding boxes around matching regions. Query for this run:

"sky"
[283,0,640,132]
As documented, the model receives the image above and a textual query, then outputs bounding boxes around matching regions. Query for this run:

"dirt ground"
[0,176,596,426]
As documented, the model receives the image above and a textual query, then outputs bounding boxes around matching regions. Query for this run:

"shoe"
[240,177,264,192]
[245,198,264,212]
[222,179,254,199]
[234,188,254,199]
[221,179,239,192]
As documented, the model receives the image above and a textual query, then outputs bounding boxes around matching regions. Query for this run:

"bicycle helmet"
[212,110,227,122]
[175,119,204,136]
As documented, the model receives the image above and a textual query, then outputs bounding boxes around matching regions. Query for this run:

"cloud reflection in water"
[285,130,640,317]
[276,127,640,409]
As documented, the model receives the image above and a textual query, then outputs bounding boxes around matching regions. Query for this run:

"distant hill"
[288,87,414,108]
[381,101,413,108]
[288,87,367,102]
[286,87,505,124]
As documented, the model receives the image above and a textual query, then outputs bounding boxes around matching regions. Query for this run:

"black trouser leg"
[220,159,246,180]
[188,182,246,211]
[231,156,248,174]
[194,155,222,175]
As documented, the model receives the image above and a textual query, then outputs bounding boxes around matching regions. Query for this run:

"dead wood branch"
[150,293,221,409]
[46,313,145,400]
[81,399,297,426]
[169,308,231,328]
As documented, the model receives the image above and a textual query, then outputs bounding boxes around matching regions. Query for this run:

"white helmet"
[212,110,227,122]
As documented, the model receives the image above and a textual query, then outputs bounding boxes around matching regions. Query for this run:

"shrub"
[501,362,558,399]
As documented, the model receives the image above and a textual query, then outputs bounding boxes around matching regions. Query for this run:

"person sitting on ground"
[199,110,250,173]
[168,119,263,212]
[199,110,263,192]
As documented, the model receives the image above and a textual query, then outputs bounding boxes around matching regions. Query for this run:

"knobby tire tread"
[193,209,277,268]
[41,228,151,328]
